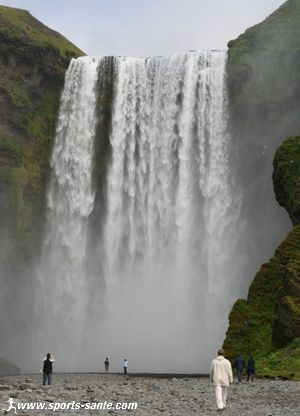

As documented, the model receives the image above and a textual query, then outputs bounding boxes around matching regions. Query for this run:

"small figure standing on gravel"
[104,357,110,373]
[234,354,246,383]
[123,358,128,374]
[246,355,256,382]
[210,348,233,412]
[42,352,55,386]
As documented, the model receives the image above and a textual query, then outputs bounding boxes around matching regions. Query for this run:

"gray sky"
[2,0,285,56]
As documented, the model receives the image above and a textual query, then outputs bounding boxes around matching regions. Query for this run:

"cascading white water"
[39,51,244,372]
[38,57,100,361]
[98,51,242,372]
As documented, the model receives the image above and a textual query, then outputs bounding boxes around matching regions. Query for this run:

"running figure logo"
[2,398,17,414]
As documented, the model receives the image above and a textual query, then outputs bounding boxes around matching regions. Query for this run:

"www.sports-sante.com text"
[3,399,137,413]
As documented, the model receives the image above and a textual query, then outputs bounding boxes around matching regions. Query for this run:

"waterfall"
[99,51,241,371]
[39,51,244,372]
[38,57,100,359]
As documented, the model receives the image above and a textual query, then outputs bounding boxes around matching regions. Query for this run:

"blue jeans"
[43,372,52,385]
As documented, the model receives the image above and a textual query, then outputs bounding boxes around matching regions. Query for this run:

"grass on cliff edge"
[258,338,300,380]
[226,0,300,106]
[228,0,300,58]
[0,5,84,57]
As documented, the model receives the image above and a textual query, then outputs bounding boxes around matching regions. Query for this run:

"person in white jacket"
[123,359,128,374]
[210,348,233,411]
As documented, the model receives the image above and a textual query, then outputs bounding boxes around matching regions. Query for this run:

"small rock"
[19,383,31,390]
[0,385,11,391]
[45,397,55,403]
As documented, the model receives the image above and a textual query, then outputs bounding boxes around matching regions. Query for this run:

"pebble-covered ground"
[0,373,299,415]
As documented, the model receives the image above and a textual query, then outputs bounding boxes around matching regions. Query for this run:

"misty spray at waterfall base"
[11,50,283,374]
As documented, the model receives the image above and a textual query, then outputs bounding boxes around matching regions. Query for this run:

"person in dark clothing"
[104,357,110,373]
[246,355,256,382]
[42,353,55,386]
[123,358,128,374]
[234,354,246,383]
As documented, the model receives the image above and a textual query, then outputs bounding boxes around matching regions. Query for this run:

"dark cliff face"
[223,0,300,379]
[0,6,84,270]
[226,0,300,261]
[222,1,300,319]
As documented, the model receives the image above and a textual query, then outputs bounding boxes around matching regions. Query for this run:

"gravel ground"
[0,373,299,415]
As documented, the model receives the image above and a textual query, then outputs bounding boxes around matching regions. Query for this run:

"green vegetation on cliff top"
[227,0,300,106]
[228,0,300,55]
[0,5,84,57]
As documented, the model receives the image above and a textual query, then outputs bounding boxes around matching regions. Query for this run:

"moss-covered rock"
[272,136,300,347]
[273,136,300,225]
[259,338,300,380]
[224,133,300,377]
[224,223,300,358]
[0,6,84,266]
